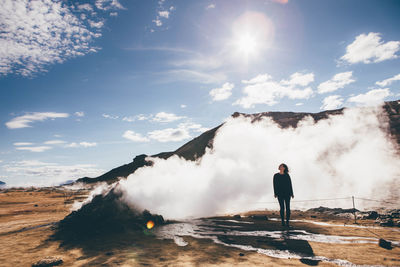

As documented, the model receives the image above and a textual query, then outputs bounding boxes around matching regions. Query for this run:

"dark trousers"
[277,196,291,223]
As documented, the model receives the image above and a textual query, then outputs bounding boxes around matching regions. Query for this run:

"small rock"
[250,214,268,220]
[379,239,392,250]
[233,214,241,219]
[32,256,63,267]
[364,211,378,219]
[239,253,245,256]
[378,218,394,227]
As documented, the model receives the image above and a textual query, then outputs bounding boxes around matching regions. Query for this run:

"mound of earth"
[53,188,164,242]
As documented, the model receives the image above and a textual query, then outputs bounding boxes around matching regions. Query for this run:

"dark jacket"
[273,173,293,197]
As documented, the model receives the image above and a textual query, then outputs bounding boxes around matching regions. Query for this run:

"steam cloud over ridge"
[115,105,400,219]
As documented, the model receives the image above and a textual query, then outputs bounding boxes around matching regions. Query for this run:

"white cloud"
[206,4,216,9]
[122,130,150,142]
[152,1,174,28]
[102,113,119,119]
[0,0,106,76]
[137,114,151,121]
[180,104,187,108]
[122,114,152,122]
[242,74,272,84]
[162,69,227,84]
[210,82,235,101]
[76,4,93,12]
[152,112,186,123]
[234,72,314,108]
[14,142,34,146]
[3,160,104,187]
[43,140,66,145]
[295,103,303,106]
[153,19,162,27]
[148,127,191,142]
[281,72,315,87]
[318,71,355,94]
[148,121,208,142]
[122,116,135,122]
[340,32,400,64]
[16,146,52,152]
[74,111,85,117]
[88,19,105,28]
[95,0,125,11]
[347,88,390,106]
[5,112,69,129]
[158,11,169,18]
[66,142,97,148]
[320,95,344,110]
[178,122,209,133]
[376,73,400,87]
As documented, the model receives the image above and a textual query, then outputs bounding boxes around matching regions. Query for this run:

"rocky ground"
[0,187,399,267]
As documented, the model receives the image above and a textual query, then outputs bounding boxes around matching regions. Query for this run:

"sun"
[236,33,258,56]
[230,11,275,61]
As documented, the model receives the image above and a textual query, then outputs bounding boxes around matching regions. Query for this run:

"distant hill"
[76,100,400,184]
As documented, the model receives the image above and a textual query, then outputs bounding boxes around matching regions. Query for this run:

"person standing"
[273,163,294,227]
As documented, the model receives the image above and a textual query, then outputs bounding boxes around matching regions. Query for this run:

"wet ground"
[155,216,400,266]
[1,188,399,266]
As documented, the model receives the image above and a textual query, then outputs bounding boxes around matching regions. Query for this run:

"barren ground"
[0,188,399,267]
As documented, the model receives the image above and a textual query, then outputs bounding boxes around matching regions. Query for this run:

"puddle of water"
[155,219,390,267]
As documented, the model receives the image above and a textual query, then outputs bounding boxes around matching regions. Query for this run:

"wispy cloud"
[320,95,344,110]
[15,146,52,152]
[210,82,234,101]
[122,130,150,142]
[152,112,186,123]
[340,32,400,64]
[122,114,152,122]
[66,142,97,148]
[95,0,125,11]
[102,113,119,119]
[5,112,69,129]
[318,71,355,94]
[13,142,34,146]
[3,160,104,186]
[347,88,391,106]
[74,111,85,117]
[161,69,227,84]
[234,72,314,108]
[43,140,67,145]
[376,73,400,87]
[148,127,191,142]
[206,4,216,9]
[152,0,174,28]
[0,0,120,76]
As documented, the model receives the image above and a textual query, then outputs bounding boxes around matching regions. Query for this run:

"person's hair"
[279,163,289,174]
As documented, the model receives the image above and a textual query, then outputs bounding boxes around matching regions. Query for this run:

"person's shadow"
[281,230,320,266]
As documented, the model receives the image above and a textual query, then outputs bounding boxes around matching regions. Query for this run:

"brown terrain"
[0,187,399,266]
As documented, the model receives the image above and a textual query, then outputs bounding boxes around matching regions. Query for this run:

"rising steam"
[115,105,400,219]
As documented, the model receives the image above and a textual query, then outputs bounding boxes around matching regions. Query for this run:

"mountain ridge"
[76,100,400,184]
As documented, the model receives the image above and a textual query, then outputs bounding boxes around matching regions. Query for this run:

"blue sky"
[1,0,400,186]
